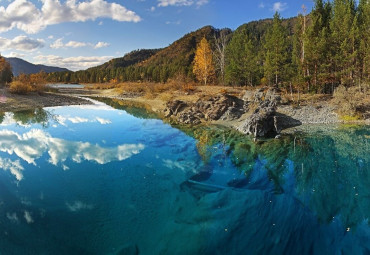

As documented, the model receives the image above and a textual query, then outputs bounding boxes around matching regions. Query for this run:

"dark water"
[0,99,369,255]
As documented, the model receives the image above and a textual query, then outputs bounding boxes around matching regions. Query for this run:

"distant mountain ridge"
[92,49,161,70]
[5,57,69,76]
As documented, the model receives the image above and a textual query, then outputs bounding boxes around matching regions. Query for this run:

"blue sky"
[0,0,314,71]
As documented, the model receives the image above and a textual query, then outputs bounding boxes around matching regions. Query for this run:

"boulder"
[238,107,276,137]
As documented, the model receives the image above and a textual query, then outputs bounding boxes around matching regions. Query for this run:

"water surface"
[0,99,369,254]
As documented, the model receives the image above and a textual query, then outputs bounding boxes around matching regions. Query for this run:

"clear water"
[48,83,84,89]
[0,99,369,255]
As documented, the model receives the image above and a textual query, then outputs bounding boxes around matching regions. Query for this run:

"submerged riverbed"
[0,99,369,254]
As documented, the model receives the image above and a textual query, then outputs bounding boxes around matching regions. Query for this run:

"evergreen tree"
[331,0,357,86]
[263,12,288,86]
[292,9,308,93]
[358,0,370,83]
[225,28,258,86]
[305,0,332,92]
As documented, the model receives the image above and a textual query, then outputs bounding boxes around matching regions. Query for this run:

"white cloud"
[50,38,64,49]
[6,212,19,223]
[259,2,265,8]
[50,39,109,50]
[24,210,34,224]
[65,41,87,48]
[157,0,208,7]
[95,117,111,125]
[0,157,24,181]
[66,201,93,212]
[0,0,141,34]
[0,35,44,52]
[34,54,113,71]
[94,41,110,49]
[196,0,208,6]
[7,51,25,58]
[150,6,156,11]
[68,117,89,123]
[165,20,181,25]
[98,21,103,25]
[0,129,145,178]
[272,2,287,12]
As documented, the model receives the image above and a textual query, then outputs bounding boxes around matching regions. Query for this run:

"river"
[0,98,369,254]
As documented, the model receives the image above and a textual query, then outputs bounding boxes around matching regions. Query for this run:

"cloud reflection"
[0,129,145,180]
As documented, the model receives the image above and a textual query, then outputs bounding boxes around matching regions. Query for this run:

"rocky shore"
[163,87,344,137]
[2,85,367,138]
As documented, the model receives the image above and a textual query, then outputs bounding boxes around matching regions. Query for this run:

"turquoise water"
[0,99,369,255]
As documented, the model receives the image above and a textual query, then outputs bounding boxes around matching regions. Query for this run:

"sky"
[0,0,315,71]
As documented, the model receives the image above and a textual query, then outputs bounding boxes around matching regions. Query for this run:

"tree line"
[48,0,369,94]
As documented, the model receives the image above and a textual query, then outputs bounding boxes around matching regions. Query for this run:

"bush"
[333,85,370,118]
[9,71,47,94]
[9,81,32,94]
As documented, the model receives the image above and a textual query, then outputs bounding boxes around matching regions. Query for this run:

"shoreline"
[1,87,369,133]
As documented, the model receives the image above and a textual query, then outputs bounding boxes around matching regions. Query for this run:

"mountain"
[92,49,161,70]
[47,18,296,84]
[5,57,69,76]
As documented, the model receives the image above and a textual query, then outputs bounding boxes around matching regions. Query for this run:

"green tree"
[358,0,370,83]
[330,0,358,86]
[305,0,332,92]
[263,12,288,86]
[226,28,258,86]
[292,9,308,93]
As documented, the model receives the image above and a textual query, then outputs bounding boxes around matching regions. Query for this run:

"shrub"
[333,85,370,118]
[9,81,32,94]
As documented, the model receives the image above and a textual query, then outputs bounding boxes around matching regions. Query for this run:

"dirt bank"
[0,88,92,112]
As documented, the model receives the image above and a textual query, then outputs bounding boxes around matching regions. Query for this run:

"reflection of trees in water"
[0,112,4,124]
[181,124,370,229]
[290,128,370,229]
[12,108,53,127]
[93,97,160,120]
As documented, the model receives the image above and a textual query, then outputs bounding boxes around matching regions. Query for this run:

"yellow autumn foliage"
[193,37,215,85]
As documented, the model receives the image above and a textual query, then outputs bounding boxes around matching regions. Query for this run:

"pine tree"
[358,0,370,83]
[331,0,357,86]
[263,12,288,86]
[225,28,258,86]
[305,0,332,92]
[193,37,215,85]
[292,7,308,93]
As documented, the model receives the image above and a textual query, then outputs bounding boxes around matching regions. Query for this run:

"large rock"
[238,88,283,137]
[164,95,244,125]
[238,107,277,137]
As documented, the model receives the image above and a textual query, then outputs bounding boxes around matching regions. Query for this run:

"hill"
[91,49,161,70]
[5,57,69,76]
